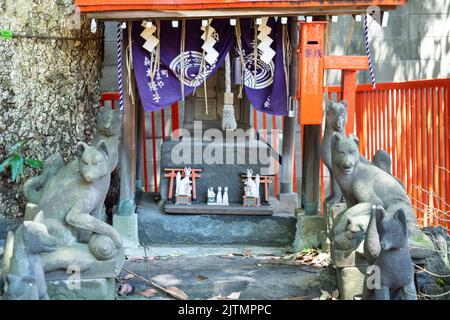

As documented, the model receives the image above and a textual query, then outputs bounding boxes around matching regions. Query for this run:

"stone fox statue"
[320,100,348,204]
[23,154,64,204]
[92,105,122,171]
[330,132,418,236]
[320,100,397,204]
[3,211,57,300]
[28,141,122,272]
[24,106,122,204]
[363,206,417,300]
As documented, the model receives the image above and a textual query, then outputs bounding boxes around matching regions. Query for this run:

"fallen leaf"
[123,274,135,280]
[208,291,241,300]
[197,275,208,281]
[319,290,330,300]
[227,291,241,300]
[137,288,158,297]
[282,254,295,260]
[117,282,134,296]
[256,263,263,267]
[331,289,339,299]
[166,286,188,300]
[243,249,252,257]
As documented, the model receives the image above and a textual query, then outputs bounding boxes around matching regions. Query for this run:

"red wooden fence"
[101,77,449,230]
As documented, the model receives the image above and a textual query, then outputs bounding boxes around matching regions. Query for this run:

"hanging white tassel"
[222,53,237,131]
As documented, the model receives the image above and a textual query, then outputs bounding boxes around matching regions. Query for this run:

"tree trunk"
[0,0,104,217]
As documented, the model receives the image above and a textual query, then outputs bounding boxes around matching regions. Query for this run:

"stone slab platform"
[165,203,273,216]
[137,193,296,247]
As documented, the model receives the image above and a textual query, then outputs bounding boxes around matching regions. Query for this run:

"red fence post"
[273,116,279,198]
[150,112,158,193]
[341,70,357,135]
[141,109,149,193]
[171,102,180,138]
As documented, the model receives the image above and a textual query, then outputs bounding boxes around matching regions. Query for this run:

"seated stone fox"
[320,100,395,204]
[24,106,121,204]
[362,206,417,300]
[330,132,419,238]
[3,212,57,300]
[23,140,122,273]
[91,105,122,171]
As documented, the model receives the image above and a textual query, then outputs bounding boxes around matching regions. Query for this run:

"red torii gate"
[298,20,368,214]
[298,20,369,133]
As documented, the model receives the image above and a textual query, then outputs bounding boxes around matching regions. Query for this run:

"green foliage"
[0,141,43,182]
[436,278,446,287]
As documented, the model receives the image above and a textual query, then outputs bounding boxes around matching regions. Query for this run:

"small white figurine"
[216,186,223,204]
[222,187,229,205]
[176,167,192,197]
[244,169,260,198]
[207,187,216,203]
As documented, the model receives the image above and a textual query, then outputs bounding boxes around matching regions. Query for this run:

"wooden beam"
[118,25,137,216]
[324,55,368,70]
[280,17,299,195]
[84,6,400,20]
[301,124,321,215]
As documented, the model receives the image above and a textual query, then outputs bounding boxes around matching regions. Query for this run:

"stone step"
[137,193,297,247]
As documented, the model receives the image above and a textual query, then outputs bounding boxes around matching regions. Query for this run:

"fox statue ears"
[76,141,109,160]
[349,134,360,147]
[331,132,344,149]
[394,209,408,237]
[23,211,44,228]
[373,205,386,231]
[33,211,44,224]
[326,99,348,112]
[374,205,407,237]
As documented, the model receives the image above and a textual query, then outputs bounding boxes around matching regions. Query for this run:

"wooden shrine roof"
[75,0,407,19]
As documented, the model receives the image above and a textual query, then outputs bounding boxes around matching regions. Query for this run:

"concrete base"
[278,193,299,214]
[113,214,139,248]
[336,266,367,300]
[293,212,326,252]
[47,277,116,300]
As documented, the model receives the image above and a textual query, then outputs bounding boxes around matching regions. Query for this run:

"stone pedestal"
[293,211,326,252]
[47,278,116,300]
[45,247,124,300]
[113,214,139,248]
[336,266,367,300]
[279,193,299,214]
[328,203,371,300]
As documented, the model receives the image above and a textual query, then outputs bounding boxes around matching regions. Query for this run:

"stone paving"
[117,248,327,300]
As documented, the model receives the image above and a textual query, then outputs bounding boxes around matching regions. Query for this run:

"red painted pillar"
[341,70,357,135]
